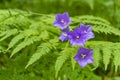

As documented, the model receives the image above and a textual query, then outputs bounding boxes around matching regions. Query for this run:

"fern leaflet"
[10,36,41,57]
[0,29,18,41]
[7,34,24,50]
[113,50,120,72]
[55,48,76,77]
[25,39,58,68]
[102,47,111,70]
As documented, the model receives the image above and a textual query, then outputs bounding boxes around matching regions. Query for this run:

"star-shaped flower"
[53,12,71,29]
[69,24,95,46]
[74,48,94,68]
[59,28,70,41]
[79,24,95,41]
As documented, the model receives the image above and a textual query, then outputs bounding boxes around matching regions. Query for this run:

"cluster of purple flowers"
[53,12,95,68]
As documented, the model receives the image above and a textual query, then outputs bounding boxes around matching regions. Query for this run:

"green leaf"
[25,42,52,68]
[55,48,75,77]
[7,34,24,50]
[71,57,76,71]
[10,36,40,57]
[102,47,111,70]
[113,50,120,72]
[72,15,120,36]
[0,29,18,41]
[92,47,101,70]
[40,30,49,40]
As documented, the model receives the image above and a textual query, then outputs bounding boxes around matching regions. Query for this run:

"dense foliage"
[0,0,120,80]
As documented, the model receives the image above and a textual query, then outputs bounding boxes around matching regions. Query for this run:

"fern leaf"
[102,47,111,70]
[22,29,39,37]
[25,38,58,68]
[86,41,120,71]
[10,36,40,57]
[71,56,76,70]
[40,30,49,40]
[72,15,120,36]
[0,29,18,41]
[0,31,6,37]
[55,48,74,77]
[72,15,110,25]
[113,50,120,72]
[70,47,78,70]
[92,47,101,70]
[49,37,59,49]
[10,37,33,57]
[25,42,53,68]
[7,34,24,50]
[8,29,39,50]
[0,10,31,30]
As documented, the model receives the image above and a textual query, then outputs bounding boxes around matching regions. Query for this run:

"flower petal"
[74,48,94,68]
[53,12,71,29]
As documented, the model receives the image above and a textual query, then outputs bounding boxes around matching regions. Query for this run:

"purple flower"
[74,48,94,68]
[79,24,95,40]
[69,24,95,46]
[59,28,70,41]
[53,12,71,29]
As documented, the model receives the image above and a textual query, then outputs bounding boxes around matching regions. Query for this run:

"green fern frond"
[92,47,101,70]
[25,44,50,68]
[55,49,70,78]
[39,30,49,40]
[69,47,78,70]
[3,15,31,29]
[113,50,120,72]
[22,29,39,37]
[71,56,76,70]
[86,41,120,70]
[29,21,60,36]
[0,9,28,17]
[72,15,120,36]
[0,29,18,41]
[72,15,110,25]
[10,36,41,57]
[102,47,111,70]
[0,30,7,37]
[7,29,39,50]
[48,37,59,49]
[55,48,77,77]
[38,15,54,25]
[0,10,31,30]
[45,27,60,36]
[25,39,58,68]
[7,34,24,50]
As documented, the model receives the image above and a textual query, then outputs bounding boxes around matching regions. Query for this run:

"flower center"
[84,30,87,33]
[76,36,79,39]
[63,32,67,36]
[81,53,86,59]
[61,19,66,25]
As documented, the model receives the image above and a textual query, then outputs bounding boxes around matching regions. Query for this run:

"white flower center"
[81,54,86,59]
[84,30,87,33]
[76,36,79,39]
[61,19,66,25]
[63,32,67,36]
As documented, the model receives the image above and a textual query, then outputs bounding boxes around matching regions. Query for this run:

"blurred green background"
[0,0,120,80]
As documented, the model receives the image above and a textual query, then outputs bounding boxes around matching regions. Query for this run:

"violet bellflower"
[69,24,95,46]
[53,12,71,30]
[59,28,70,41]
[74,48,94,68]
[79,24,95,40]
